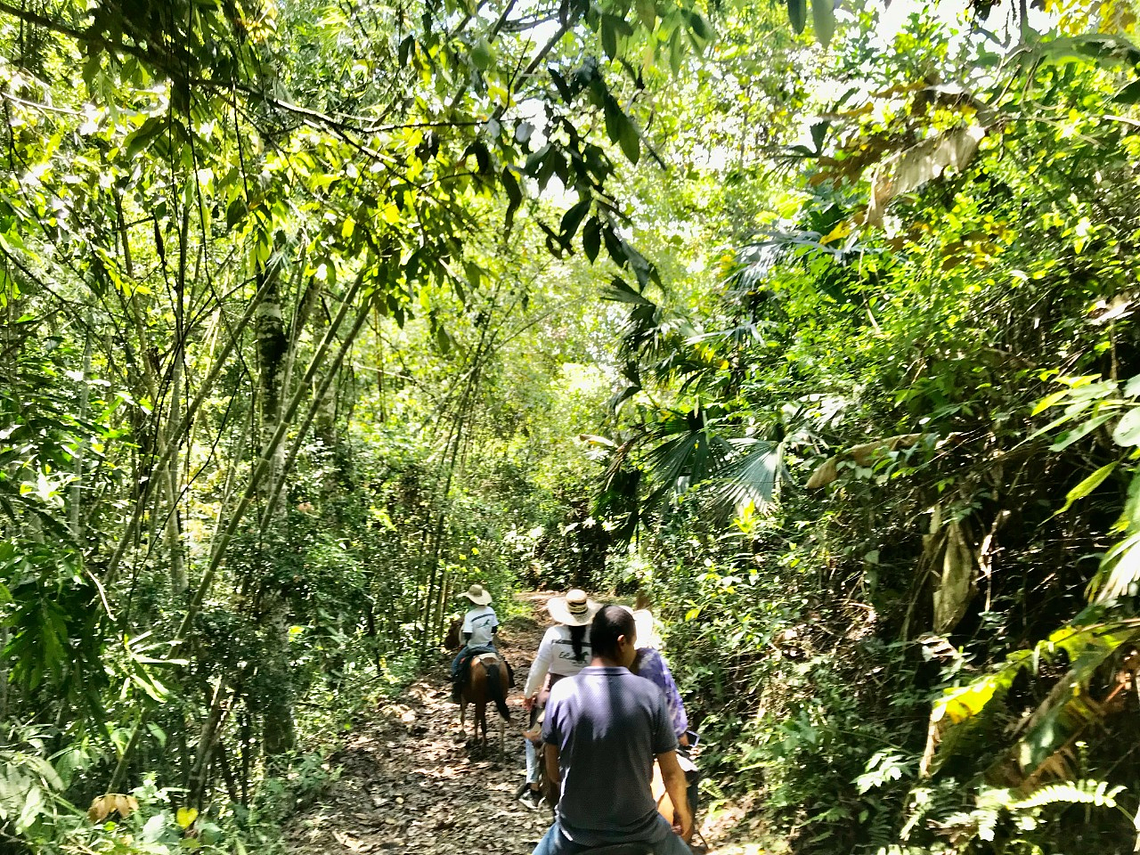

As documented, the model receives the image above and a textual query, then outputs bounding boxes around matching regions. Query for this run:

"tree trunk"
[253,247,296,757]
[68,329,92,542]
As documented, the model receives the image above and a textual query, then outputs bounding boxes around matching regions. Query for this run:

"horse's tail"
[486,659,510,721]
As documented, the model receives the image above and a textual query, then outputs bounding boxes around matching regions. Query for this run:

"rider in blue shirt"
[534,605,692,855]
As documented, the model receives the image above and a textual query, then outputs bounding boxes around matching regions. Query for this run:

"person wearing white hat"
[449,583,499,702]
[532,605,692,854]
[516,589,601,809]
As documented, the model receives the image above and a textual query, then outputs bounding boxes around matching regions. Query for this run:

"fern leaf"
[1010,779,1124,811]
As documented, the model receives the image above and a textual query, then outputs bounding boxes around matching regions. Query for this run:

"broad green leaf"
[602,93,640,163]
[123,116,168,160]
[669,27,684,73]
[635,0,656,30]
[603,224,625,267]
[787,0,807,34]
[1113,407,1140,445]
[1124,373,1140,398]
[603,93,624,147]
[435,323,452,354]
[1049,412,1114,451]
[16,782,43,833]
[601,15,618,59]
[141,813,167,842]
[1091,531,1140,602]
[1056,462,1117,514]
[1031,388,1073,416]
[470,37,493,70]
[812,0,834,46]
[687,10,712,42]
[398,35,415,66]
[146,721,168,748]
[225,197,247,230]
[464,261,483,290]
[618,113,640,164]
[560,199,591,241]
[501,167,522,231]
[582,217,602,262]
[1115,78,1140,104]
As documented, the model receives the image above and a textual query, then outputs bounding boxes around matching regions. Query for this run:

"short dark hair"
[590,605,636,659]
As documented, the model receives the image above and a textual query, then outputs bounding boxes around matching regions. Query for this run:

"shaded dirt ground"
[285,593,776,855]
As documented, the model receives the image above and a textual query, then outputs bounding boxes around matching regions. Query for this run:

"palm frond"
[641,410,734,510]
[706,438,785,517]
[923,621,1140,786]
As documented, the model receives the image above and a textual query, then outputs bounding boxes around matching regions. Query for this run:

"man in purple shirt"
[533,605,692,855]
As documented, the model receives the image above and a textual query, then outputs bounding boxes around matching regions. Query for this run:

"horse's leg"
[498,700,506,759]
[469,662,484,746]
[474,698,485,747]
[498,670,508,759]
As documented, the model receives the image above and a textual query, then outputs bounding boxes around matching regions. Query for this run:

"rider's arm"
[657,750,692,840]
[524,629,555,698]
[460,609,474,646]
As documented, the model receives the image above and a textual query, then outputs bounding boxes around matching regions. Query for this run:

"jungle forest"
[2,0,1140,849]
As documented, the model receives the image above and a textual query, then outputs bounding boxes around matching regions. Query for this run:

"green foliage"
[584,5,1140,853]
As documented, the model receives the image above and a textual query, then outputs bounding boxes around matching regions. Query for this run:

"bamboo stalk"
[177,272,367,642]
[105,272,278,585]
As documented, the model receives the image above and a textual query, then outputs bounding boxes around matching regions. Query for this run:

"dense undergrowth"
[5,0,1140,851]
[594,11,1140,853]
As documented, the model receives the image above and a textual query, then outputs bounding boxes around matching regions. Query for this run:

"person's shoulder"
[635,647,663,668]
[625,669,668,699]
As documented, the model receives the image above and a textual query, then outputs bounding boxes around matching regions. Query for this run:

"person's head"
[590,605,637,668]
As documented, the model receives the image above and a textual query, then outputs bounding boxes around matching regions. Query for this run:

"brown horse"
[443,617,462,651]
[459,652,510,752]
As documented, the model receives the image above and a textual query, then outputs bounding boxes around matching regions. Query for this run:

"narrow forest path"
[284,593,773,855]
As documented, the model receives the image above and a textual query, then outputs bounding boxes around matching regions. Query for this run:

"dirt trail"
[285,593,771,855]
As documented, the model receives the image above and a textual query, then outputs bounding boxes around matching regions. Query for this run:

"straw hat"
[547,589,601,626]
[459,583,492,605]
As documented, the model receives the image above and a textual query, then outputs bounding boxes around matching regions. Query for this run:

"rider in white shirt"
[450,584,499,702]
[518,589,600,809]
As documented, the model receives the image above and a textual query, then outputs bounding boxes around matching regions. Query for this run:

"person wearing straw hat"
[516,589,600,809]
[449,583,499,703]
[532,604,692,854]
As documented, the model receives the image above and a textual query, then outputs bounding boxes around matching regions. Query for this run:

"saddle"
[578,845,654,855]
[457,648,499,687]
